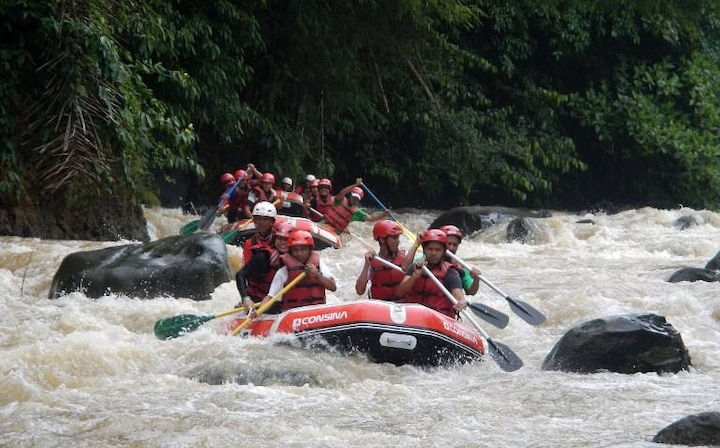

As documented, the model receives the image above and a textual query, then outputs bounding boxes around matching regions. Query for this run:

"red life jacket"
[312,195,335,220]
[242,233,272,265]
[322,200,356,233]
[250,186,277,204]
[279,252,326,311]
[228,187,248,212]
[401,261,458,318]
[369,250,406,301]
[246,247,282,300]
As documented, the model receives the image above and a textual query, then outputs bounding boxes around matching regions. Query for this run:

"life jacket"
[322,199,355,233]
[311,195,335,221]
[249,186,277,204]
[401,261,458,318]
[279,251,326,311]
[242,233,272,265]
[246,246,283,300]
[369,250,406,301]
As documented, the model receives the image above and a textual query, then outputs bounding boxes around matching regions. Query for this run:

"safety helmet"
[261,172,275,184]
[288,229,314,247]
[372,220,402,240]
[318,178,332,189]
[305,174,316,182]
[234,169,247,180]
[439,225,463,239]
[281,177,293,186]
[310,179,319,187]
[349,186,364,200]
[273,220,294,238]
[220,173,235,185]
[251,201,277,218]
[420,229,447,246]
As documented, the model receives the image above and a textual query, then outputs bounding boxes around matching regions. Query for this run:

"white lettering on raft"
[443,321,479,344]
[293,311,348,328]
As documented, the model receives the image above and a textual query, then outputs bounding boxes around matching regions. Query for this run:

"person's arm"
[308,259,337,292]
[364,210,391,222]
[236,252,270,308]
[396,260,425,297]
[464,267,481,295]
[444,268,467,311]
[246,163,263,179]
[355,251,374,295]
[335,177,362,201]
[401,238,421,271]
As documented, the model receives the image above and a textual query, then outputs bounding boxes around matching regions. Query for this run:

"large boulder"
[667,249,720,283]
[541,313,691,374]
[652,412,720,446]
[49,233,231,300]
[429,205,551,237]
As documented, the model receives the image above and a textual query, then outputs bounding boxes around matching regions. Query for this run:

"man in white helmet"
[242,201,277,265]
[295,174,316,198]
[280,177,293,192]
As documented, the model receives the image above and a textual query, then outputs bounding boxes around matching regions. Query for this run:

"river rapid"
[1,206,719,447]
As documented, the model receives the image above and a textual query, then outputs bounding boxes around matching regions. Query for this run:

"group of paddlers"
[228,164,480,320]
[217,165,388,234]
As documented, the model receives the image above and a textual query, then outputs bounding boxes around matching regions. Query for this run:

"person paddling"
[355,220,406,301]
[396,229,468,319]
[242,201,277,265]
[321,178,389,234]
[252,230,337,316]
[238,220,294,315]
[439,224,482,295]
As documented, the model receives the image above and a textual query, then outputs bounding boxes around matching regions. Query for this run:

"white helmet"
[282,177,293,185]
[305,174,316,182]
[252,201,277,218]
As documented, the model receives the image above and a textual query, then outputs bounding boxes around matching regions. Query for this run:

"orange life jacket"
[369,250,406,301]
[401,261,458,318]
[280,251,326,311]
[322,200,355,233]
[242,233,272,265]
[312,195,335,220]
[246,247,282,300]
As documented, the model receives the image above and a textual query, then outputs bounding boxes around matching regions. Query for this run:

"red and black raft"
[227,300,486,367]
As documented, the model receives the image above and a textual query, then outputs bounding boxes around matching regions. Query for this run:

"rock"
[652,412,720,446]
[674,215,700,230]
[667,267,720,283]
[541,313,691,374]
[430,205,551,237]
[49,233,231,300]
[705,250,720,271]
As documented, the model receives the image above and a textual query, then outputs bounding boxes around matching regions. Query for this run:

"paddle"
[360,183,415,241]
[420,265,523,372]
[370,252,509,329]
[180,176,245,235]
[445,252,546,326]
[230,272,307,336]
[154,302,259,340]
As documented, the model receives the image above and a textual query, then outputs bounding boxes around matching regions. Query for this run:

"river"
[1,206,719,447]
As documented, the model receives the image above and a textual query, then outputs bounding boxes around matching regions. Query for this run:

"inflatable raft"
[220,215,342,249]
[227,300,486,366]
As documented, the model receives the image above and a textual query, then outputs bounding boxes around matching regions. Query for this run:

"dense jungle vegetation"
[2,0,720,215]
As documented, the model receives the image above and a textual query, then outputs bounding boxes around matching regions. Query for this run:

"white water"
[1,206,719,447]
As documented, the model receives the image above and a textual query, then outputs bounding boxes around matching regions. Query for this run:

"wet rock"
[705,250,720,271]
[667,267,720,283]
[652,412,720,446]
[49,233,230,300]
[430,205,551,237]
[541,313,691,374]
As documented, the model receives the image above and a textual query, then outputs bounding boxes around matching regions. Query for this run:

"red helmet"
[318,178,332,189]
[372,220,402,240]
[261,172,275,184]
[273,221,295,238]
[310,179,319,187]
[439,225,463,239]
[288,229,314,247]
[234,169,247,180]
[220,173,235,186]
[420,229,447,246]
[350,187,364,200]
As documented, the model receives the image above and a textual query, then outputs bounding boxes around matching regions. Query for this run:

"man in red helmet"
[320,178,389,233]
[254,229,337,315]
[439,224,481,295]
[244,171,278,218]
[396,229,467,319]
[355,220,406,301]
[237,220,294,315]
[305,177,335,222]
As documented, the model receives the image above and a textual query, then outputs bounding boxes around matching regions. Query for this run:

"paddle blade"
[154,314,214,340]
[180,219,200,235]
[506,297,546,326]
[198,206,220,231]
[486,338,524,372]
[468,302,509,329]
[221,230,238,244]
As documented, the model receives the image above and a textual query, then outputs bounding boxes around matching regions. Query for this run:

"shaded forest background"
[2,0,720,239]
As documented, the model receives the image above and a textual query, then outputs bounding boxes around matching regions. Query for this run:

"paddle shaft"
[360,183,415,241]
[230,272,307,336]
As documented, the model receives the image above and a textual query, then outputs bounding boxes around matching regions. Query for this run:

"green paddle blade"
[221,229,238,243]
[180,219,200,235]
[154,314,215,340]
